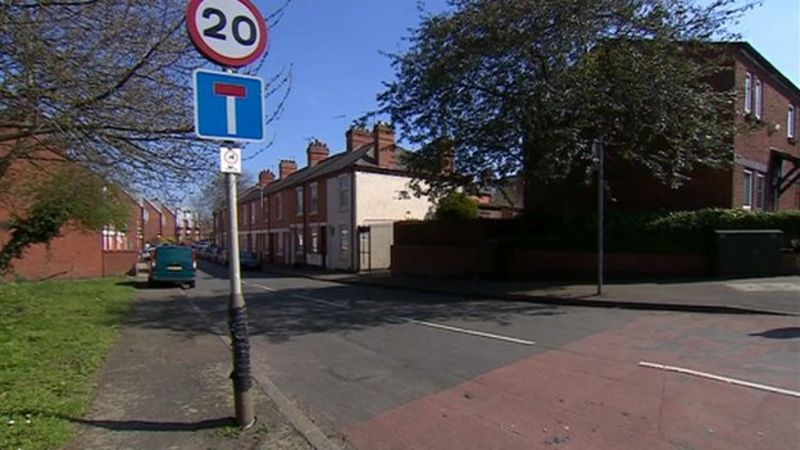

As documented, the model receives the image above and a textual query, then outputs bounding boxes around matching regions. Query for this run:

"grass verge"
[0,278,134,450]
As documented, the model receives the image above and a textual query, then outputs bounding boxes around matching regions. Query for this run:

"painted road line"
[404,319,535,346]
[725,282,800,292]
[639,361,800,398]
[251,283,277,292]
[293,294,349,310]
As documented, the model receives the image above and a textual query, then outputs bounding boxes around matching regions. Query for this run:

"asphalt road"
[178,262,799,449]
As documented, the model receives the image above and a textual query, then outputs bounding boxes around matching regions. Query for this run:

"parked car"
[239,251,260,270]
[148,245,196,288]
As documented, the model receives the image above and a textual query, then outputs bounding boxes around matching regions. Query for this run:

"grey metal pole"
[596,140,605,296]
[225,165,255,428]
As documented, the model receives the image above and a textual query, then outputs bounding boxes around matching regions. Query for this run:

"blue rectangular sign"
[193,69,265,142]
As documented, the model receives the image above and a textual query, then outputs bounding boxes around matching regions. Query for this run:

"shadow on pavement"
[749,327,800,339]
[69,417,235,432]
[122,273,564,344]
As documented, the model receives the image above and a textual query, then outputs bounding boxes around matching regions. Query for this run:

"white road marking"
[289,292,535,346]
[639,361,800,398]
[726,282,800,292]
[403,319,536,346]
[292,294,349,309]
[251,283,277,292]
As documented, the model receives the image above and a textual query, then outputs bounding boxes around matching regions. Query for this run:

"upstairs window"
[338,175,351,211]
[789,105,796,139]
[275,193,282,220]
[744,72,752,114]
[262,195,268,222]
[309,182,319,214]
[753,78,763,120]
[250,202,256,225]
[296,187,304,216]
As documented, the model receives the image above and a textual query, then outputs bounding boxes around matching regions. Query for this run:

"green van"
[148,245,196,288]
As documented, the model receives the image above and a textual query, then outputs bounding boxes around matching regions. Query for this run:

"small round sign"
[187,0,268,67]
[224,149,239,165]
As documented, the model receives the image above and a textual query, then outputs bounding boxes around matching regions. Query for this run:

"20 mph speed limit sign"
[187,0,268,67]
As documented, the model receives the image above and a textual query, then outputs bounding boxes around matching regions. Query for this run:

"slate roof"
[238,143,411,201]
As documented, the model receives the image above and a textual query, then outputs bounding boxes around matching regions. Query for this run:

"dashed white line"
[403,319,536,346]
[639,361,800,398]
[289,291,535,346]
[292,294,349,309]
[251,283,277,292]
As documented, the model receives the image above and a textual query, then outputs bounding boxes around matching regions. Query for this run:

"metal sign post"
[595,140,605,296]
[187,0,268,430]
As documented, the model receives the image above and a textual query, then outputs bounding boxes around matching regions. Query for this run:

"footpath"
[66,281,313,450]
[263,267,800,316]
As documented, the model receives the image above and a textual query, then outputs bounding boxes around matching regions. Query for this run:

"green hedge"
[506,208,800,254]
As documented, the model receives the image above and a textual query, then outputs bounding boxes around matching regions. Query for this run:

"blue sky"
[240,0,799,178]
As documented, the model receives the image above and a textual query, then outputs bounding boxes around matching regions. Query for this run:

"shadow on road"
[749,327,800,339]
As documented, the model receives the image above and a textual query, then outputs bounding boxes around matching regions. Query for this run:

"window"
[262,195,268,222]
[250,202,256,225]
[309,182,319,214]
[743,170,753,209]
[743,72,752,114]
[753,78,763,120]
[338,175,351,211]
[789,105,796,139]
[275,193,282,220]
[296,187,304,216]
[310,228,319,253]
[755,173,766,210]
[295,228,304,253]
[276,232,284,254]
[340,228,349,254]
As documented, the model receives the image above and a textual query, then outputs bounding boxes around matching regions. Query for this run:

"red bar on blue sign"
[213,83,247,98]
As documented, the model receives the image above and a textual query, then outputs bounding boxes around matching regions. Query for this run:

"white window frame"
[310,228,319,253]
[340,228,349,254]
[262,194,269,222]
[309,182,319,214]
[338,175,351,211]
[296,187,304,216]
[743,72,752,114]
[753,78,763,120]
[275,193,282,220]
[742,169,753,210]
[789,105,796,139]
[755,173,766,210]
[250,202,256,225]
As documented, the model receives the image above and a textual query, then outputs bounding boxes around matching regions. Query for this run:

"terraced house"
[214,123,435,271]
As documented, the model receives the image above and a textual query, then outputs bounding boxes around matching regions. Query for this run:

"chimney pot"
[279,159,297,179]
[307,139,330,167]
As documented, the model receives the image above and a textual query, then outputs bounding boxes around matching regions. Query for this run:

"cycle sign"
[187,0,268,67]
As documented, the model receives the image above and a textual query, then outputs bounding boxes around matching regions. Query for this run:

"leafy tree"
[0,0,291,189]
[0,168,128,274]
[380,0,756,212]
[0,0,292,269]
[189,171,255,231]
[435,192,479,220]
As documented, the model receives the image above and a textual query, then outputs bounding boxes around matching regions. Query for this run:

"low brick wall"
[391,245,710,278]
[391,245,480,277]
[102,251,138,276]
[506,250,710,278]
[781,253,800,275]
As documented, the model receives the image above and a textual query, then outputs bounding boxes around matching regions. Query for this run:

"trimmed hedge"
[508,208,800,254]
[435,193,479,220]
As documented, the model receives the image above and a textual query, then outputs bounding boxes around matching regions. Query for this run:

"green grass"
[0,278,134,450]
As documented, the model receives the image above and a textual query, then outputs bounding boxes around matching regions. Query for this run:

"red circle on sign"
[187,0,268,67]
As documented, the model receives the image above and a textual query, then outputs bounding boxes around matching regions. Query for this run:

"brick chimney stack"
[373,122,396,169]
[307,139,329,167]
[258,169,276,187]
[279,159,297,179]
[346,125,372,152]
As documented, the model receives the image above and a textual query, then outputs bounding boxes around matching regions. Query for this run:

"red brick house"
[531,42,799,213]
[141,199,163,244]
[0,145,144,279]
[214,123,435,271]
[160,203,177,242]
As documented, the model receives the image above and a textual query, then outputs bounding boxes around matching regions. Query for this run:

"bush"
[435,193,479,220]
[506,208,800,254]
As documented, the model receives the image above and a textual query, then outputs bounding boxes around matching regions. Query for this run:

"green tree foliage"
[0,170,128,274]
[435,192,479,220]
[380,0,756,208]
[0,0,292,190]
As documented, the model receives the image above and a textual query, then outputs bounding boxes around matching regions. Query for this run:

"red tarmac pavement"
[342,314,800,449]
